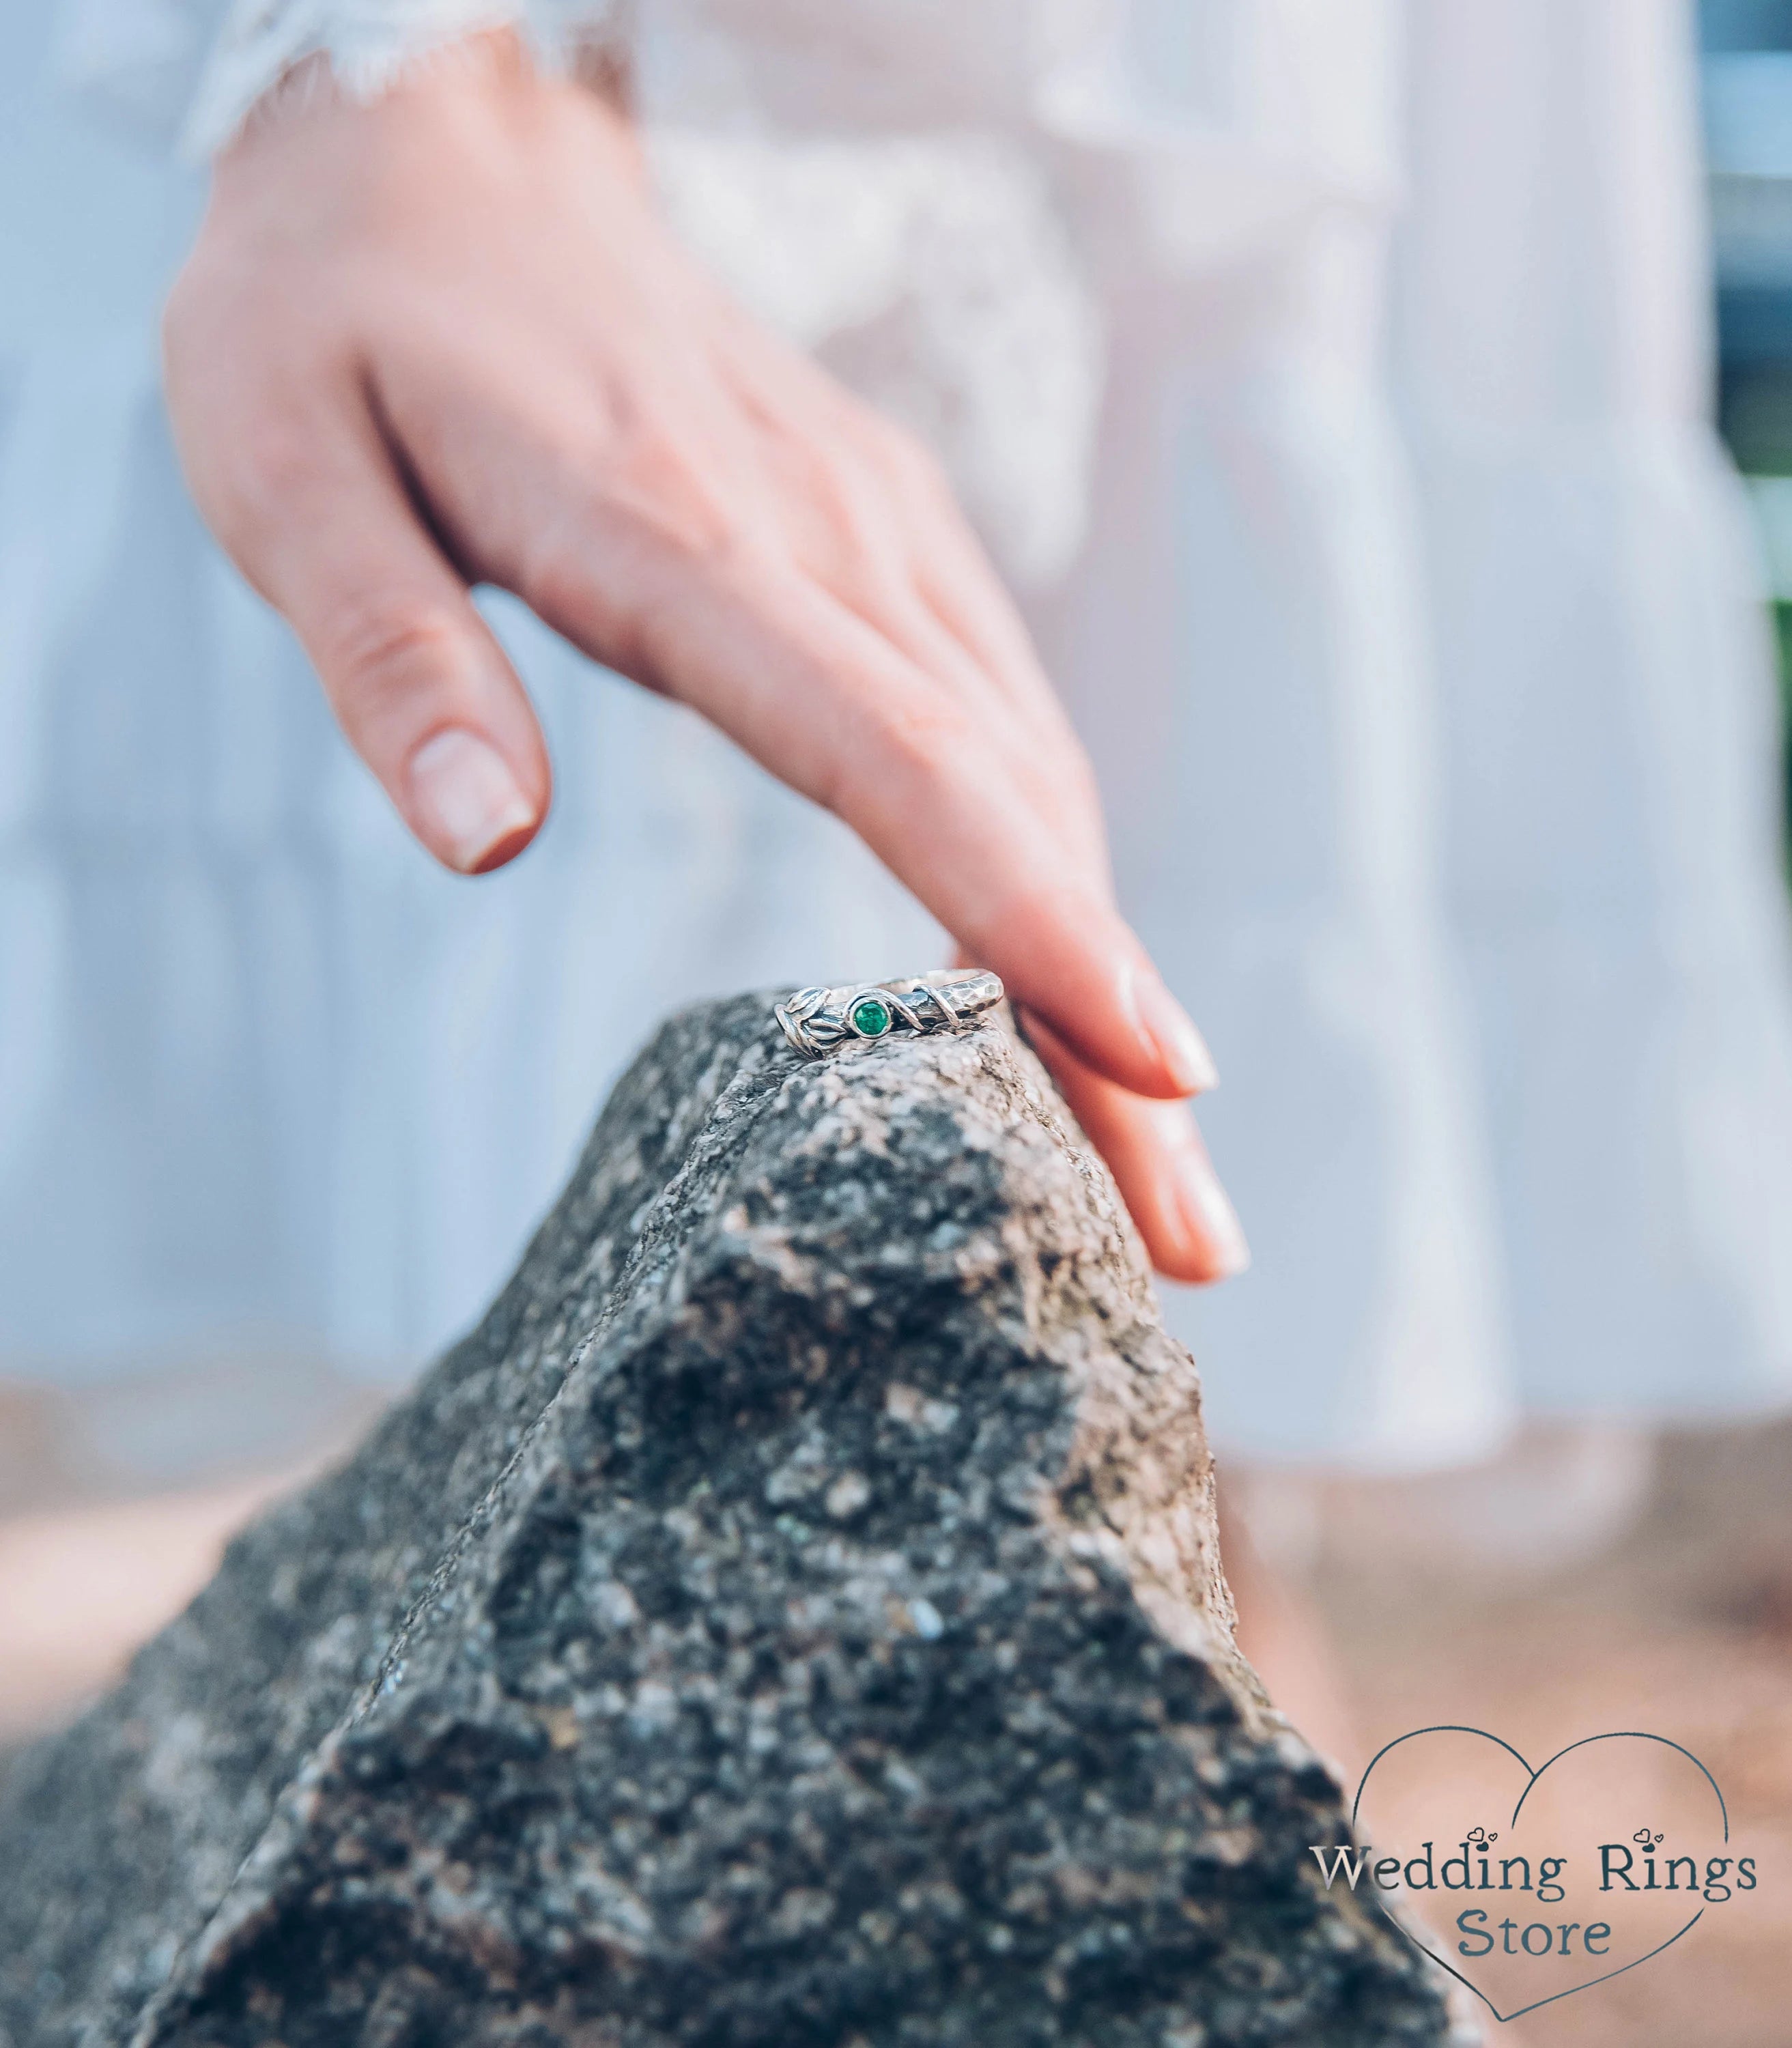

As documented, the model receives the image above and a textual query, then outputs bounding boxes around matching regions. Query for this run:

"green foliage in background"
[1774,603,1792,849]
[1720,369,1792,861]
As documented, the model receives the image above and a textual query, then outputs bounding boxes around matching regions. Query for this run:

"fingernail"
[1174,1132,1251,1278]
[1131,964,1220,1094]
[408,728,537,874]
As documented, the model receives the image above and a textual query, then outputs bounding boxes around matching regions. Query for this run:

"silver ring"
[775,969,1005,1057]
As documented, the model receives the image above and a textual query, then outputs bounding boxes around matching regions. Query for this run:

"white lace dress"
[5,0,1792,1468]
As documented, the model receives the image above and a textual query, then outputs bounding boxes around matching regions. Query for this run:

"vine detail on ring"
[773,971,1001,1057]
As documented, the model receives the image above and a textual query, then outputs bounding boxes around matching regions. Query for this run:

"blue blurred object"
[1703,2,1792,439]
[1701,3,1792,826]
[1702,0,1792,54]
[1705,52,1792,179]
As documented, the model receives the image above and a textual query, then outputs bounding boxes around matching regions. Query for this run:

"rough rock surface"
[0,995,1447,2047]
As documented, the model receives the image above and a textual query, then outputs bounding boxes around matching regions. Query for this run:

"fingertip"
[1165,1137,1252,1283]
[1127,960,1220,1097]
[1135,1113,1251,1285]
[466,813,543,873]
[1021,1009,1249,1285]
[407,726,544,874]
[1150,1238,1234,1287]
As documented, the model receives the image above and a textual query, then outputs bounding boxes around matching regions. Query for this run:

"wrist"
[188,7,631,161]
[209,27,639,210]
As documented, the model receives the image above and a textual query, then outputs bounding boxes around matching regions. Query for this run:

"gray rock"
[0,994,1447,2047]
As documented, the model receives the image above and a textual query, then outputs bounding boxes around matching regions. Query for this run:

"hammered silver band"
[775,969,1005,1057]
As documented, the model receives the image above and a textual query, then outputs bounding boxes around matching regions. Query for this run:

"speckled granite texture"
[0,994,1447,2047]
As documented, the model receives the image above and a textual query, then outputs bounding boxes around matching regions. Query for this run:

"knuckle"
[518,449,752,674]
[868,689,984,788]
[765,430,909,595]
[814,448,894,556]
[203,413,331,552]
[517,502,657,683]
[611,431,739,555]
[516,488,651,653]
[612,426,698,500]
[870,418,952,503]
[517,499,600,629]
[324,599,466,730]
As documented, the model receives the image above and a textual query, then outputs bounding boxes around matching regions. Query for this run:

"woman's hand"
[162,34,1248,1283]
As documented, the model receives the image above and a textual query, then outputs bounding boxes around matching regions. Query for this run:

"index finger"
[527,525,1215,1102]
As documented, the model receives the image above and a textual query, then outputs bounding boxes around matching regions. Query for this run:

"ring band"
[775,969,1005,1057]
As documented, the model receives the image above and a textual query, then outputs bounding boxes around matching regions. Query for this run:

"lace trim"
[183,0,628,154]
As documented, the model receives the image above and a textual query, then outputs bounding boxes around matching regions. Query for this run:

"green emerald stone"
[851,997,893,1037]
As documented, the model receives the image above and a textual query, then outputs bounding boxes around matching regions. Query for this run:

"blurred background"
[3,4,1792,2042]
[1296,8,1792,2032]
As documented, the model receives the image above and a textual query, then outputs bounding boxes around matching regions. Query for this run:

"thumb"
[205,401,550,873]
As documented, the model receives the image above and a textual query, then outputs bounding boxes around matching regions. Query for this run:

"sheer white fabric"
[5,0,1792,1468]
[53,0,623,152]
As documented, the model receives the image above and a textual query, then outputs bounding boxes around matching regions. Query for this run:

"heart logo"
[1340,1726,1738,2023]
